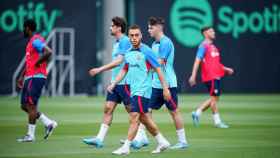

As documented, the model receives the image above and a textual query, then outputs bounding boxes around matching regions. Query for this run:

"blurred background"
[1,0,280,96]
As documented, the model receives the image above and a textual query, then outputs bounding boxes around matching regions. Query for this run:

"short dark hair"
[24,19,36,32]
[129,24,141,31]
[148,16,165,26]
[112,16,126,33]
[201,26,212,34]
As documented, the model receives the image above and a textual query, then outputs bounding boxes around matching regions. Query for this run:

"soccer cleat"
[131,139,149,150]
[112,146,130,155]
[192,111,200,127]
[170,142,189,150]
[83,137,104,148]
[17,135,34,142]
[215,122,229,129]
[151,141,170,154]
[44,121,58,140]
[119,139,126,144]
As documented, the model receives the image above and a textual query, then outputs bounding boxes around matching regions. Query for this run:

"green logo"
[218,5,280,38]
[0,1,62,36]
[170,0,213,48]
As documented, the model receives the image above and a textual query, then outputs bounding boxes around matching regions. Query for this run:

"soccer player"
[83,17,149,148]
[131,17,188,149]
[188,26,234,128]
[109,24,171,155]
[16,19,57,142]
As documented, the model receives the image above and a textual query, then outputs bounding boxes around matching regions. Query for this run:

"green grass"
[0,94,280,158]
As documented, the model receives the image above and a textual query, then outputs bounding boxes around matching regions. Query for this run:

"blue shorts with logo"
[130,96,150,113]
[204,79,221,96]
[149,87,178,111]
[21,78,46,106]
[106,84,130,106]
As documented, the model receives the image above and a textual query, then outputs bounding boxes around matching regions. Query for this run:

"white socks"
[155,133,169,145]
[96,123,109,141]
[176,128,187,144]
[134,123,148,142]
[122,139,131,150]
[39,113,53,126]
[27,124,36,138]
[196,109,202,116]
[213,113,222,125]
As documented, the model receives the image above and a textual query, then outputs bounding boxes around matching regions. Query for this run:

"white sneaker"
[17,135,35,142]
[44,120,58,140]
[151,141,170,154]
[112,146,130,155]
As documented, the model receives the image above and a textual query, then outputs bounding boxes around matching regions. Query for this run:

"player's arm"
[32,39,53,67]
[223,66,234,75]
[107,64,128,93]
[89,55,124,76]
[17,67,26,89]
[154,67,171,101]
[145,47,171,101]
[157,40,171,65]
[189,46,205,87]
[89,38,130,77]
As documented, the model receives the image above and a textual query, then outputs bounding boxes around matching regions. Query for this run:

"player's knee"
[125,105,131,113]
[129,113,139,124]
[104,105,113,115]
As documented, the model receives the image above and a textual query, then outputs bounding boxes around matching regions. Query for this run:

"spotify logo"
[170,0,213,47]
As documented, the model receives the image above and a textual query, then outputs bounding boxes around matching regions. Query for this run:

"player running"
[130,17,189,149]
[83,17,148,148]
[16,19,57,142]
[109,24,171,155]
[188,26,234,128]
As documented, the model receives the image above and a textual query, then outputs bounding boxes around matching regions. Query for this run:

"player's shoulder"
[199,41,209,49]
[160,35,172,44]
[119,35,130,43]
[32,34,45,41]
[140,43,152,52]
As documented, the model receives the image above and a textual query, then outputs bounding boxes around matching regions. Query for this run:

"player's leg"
[137,97,170,154]
[130,88,163,149]
[83,101,118,148]
[139,112,170,154]
[192,80,214,127]
[17,78,56,142]
[112,96,142,155]
[83,85,121,147]
[165,88,189,149]
[191,98,211,126]
[208,79,229,128]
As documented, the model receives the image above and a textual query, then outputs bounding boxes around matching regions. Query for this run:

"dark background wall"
[1,0,280,95]
[0,0,97,94]
[133,0,280,93]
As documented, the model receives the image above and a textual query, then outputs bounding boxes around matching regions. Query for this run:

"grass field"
[0,94,280,158]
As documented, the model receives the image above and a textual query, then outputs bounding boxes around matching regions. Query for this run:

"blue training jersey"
[151,35,177,89]
[111,35,131,85]
[123,43,160,98]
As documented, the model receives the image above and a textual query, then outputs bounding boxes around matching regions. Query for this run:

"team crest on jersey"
[136,54,142,61]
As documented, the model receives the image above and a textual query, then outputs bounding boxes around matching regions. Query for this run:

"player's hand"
[107,83,116,93]
[163,88,171,101]
[225,67,234,76]
[17,77,24,89]
[188,75,196,87]
[89,68,101,77]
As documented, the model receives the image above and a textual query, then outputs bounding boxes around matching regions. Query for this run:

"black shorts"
[106,85,130,106]
[130,96,150,113]
[21,78,46,106]
[204,79,221,96]
[149,87,178,111]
